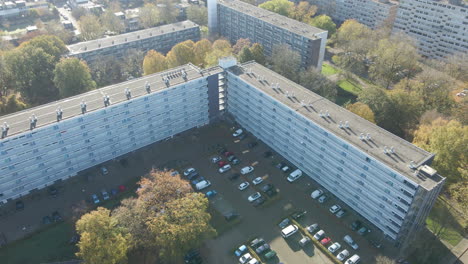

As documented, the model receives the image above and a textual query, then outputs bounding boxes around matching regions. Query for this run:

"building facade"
[0,64,222,204]
[306,0,398,29]
[210,0,328,69]
[0,0,48,20]
[393,0,468,59]
[67,21,201,64]
[224,61,444,247]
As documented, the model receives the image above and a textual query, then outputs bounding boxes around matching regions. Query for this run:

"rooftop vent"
[149,32,153,36]
[319,110,325,118]
[390,146,395,154]
[338,121,344,129]
[409,161,417,169]
[84,46,87,51]
[56,107,63,122]
[103,95,111,107]
[125,37,127,42]
[325,110,330,117]
[98,43,101,48]
[384,146,390,154]
[81,101,87,114]
[366,133,372,140]
[30,114,37,130]
[181,69,187,80]
[163,76,170,86]
[359,133,365,141]
[145,81,151,94]
[1,122,9,139]
[112,40,114,44]
[125,88,131,100]
[344,121,349,128]
[137,35,140,39]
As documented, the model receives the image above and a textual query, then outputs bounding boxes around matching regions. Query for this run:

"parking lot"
[0,121,397,263]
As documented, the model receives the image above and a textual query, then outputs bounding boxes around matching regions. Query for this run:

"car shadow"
[283,233,302,252]
[302,243,316,257]
[265,256,281,264]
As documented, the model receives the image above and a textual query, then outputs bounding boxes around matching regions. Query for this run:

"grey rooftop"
[218,0,327,39]
[67,21,199,55]
[228,62,442,189]
[0,64,222,139]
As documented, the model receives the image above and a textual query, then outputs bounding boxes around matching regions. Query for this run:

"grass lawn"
[321,64,340,76]
[426,199,465,246]
[337,79,362,96]
[0,222,77,264]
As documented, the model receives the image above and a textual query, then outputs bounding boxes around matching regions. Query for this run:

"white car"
[211,156,221,163]
[218,164,231,173]
[337,249,350,261]
[247,258,259,264]
[328,242,341,253]
[248,192,261,202]
[100,166,108,175]
[287,169,303,182]
[233,129,243,137]
[281,224,298,238]
[306,223,319,234]
[313,230,325,240]
[311,189,323,199]
[183,168,196,176]
[241,166,254,175]
[252,177,263,185]
[239,253,252,264]
[329,204,341,214]
[238,182,250,191]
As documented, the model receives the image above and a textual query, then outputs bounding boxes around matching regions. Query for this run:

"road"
[56,6,80,35]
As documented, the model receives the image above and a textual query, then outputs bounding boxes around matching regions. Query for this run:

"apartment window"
[366,157,371,162]
[363,165,369,171]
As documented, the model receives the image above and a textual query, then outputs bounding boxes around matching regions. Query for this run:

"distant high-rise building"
[393,0,468,59]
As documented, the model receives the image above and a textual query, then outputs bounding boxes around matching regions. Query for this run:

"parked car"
[287,169,303,182]
[205,190,217,198]
[252,177,263,185]
[170,171,179,177]
[311,189,323,199]
[358,226,371,235]
[235,245,248,257]
[250,238,265,248]
[328,242,341,253]
[100,166,108,175]
[218,164,231,173]
[238,133,247,140]
[318,194,328,203]
[278,218,290,229]
[191,176,206,185]
[238,182,250,191]
[224,211,239,221]
[292,210,307,220]
[247,141,258,148]
[101,190,110,200]
[281,165,291,173]
[306,223,319,234]
[344,235,359,250]
[42,215,52,225]
[227,155,236,162]
[211,156,221,163]
[275,162,286,169]
[336,209,347,218]
[52,211,62,222]
[255,243,270,254]
[248,192,262,202]
[48,187,58,198]
[233,129,243,137]
[351,220,362,231]
[329,204,341,214]
[247,258,259,264]
[184,168,196,177]
[313,230,325,240]
[299,236,311,247]
[261,183,277,196]
[252,196,266,207]
[223,151,234,157]
[281,224,299,238]
[320,237,332,245]
[264,250,277,260]
[195,180,211,191]
[229,173,240,181]
[16,200,24,211]
[218,160,229,167]
[337,249,350,261]
[91,194,100,204]
[345,254,360,264]
[232,157,240,165]
[241,166,254,175]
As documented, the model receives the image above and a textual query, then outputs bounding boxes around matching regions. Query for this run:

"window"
[363,165,369,171]
[366,157,371,163]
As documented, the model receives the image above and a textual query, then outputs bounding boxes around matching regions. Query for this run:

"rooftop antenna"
[366,133,372,140]
[81,101,87,114]
[344,121,349,128]
[56,107,63,122]
[30,114,37,130]
[103,95,111,107]
[359,133,365,141]
[325,110,330,117]
[409,161,417,169]
[145,81,151,94]
[384,146,389,154]
[276,83,280,89]
[125,88,131,100]
[163,76,169,86]
[319,110,324,117]
[181,69,187,80]
[1,122,9,139]
[390,146,395,154]
[300,100,306,107]
[338,121,344,128]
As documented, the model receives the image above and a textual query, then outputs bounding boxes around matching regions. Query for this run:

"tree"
[166,42,196,68]
[270,44,301,82]
[375,255,396,264]
[232,38,251,55]
[250,43,266,65]
[413,118,467,185]
[193,39,212,67]
[186,5,208,26]
[238,46,254,63]
[76,207,131,264]
[346,102,375,123]
[386,89,423,137]
[288,1,317,23]
[310,15,336,36]
[158,0,178,24]
[21,35,68,62]
[259,0,294,16]
[44,21,74,44]
[143,50,168,75]
[299,67,337,101]
[0,95,27,115]
[147,193,216,262]
[89,55,125,87]
[101,10,125,34]
[121,49,144,79]
[212,39,232,52]
[204,39,233,67]
[54,58,96,98]
[79,14,104,41]
[139,4,160,29]
[368,34,420,88]
[72,7,88,20]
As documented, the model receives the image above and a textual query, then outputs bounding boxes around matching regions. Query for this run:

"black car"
[186,172,199,181]
[16,200,24,211]
[232,158,240,165]
[252,196,266,207]
[227,155,236,162]
[247,141,258,148]
[261,184,277,196]
[275,162,286,169]
[52,211,62,222]
[228,173,240,181]
[351,220,362,231]
[263,151,273,158]
[224,211,239,221]
[250,238,265,248]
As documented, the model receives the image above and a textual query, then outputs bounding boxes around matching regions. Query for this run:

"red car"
[223,151,234,157]
[320,237,331,245]
[218,161,228,167]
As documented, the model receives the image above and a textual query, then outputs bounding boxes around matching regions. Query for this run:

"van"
[195,180,211,190]
[345,254,360,264]
[281,224,298,238]
[287,169,303,182]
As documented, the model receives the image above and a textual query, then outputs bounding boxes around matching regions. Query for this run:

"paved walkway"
[447,238,468,264]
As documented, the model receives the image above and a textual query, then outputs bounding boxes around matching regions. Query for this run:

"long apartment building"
[0,0,48,20]
[307,0,398,29]
[0,58,444,248]
[209,0,328,69]
[67,21,200,64]
[393,0,468,59]
[224,60,444,247]
[0,64,223,204]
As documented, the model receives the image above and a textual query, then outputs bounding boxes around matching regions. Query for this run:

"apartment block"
[67,21,201,64]
[0,64,222,204]
[0,0,48,20]
[307,0,398,29]
[210,0,328,69]
[393,0,468,59]
[224,61,444,247]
